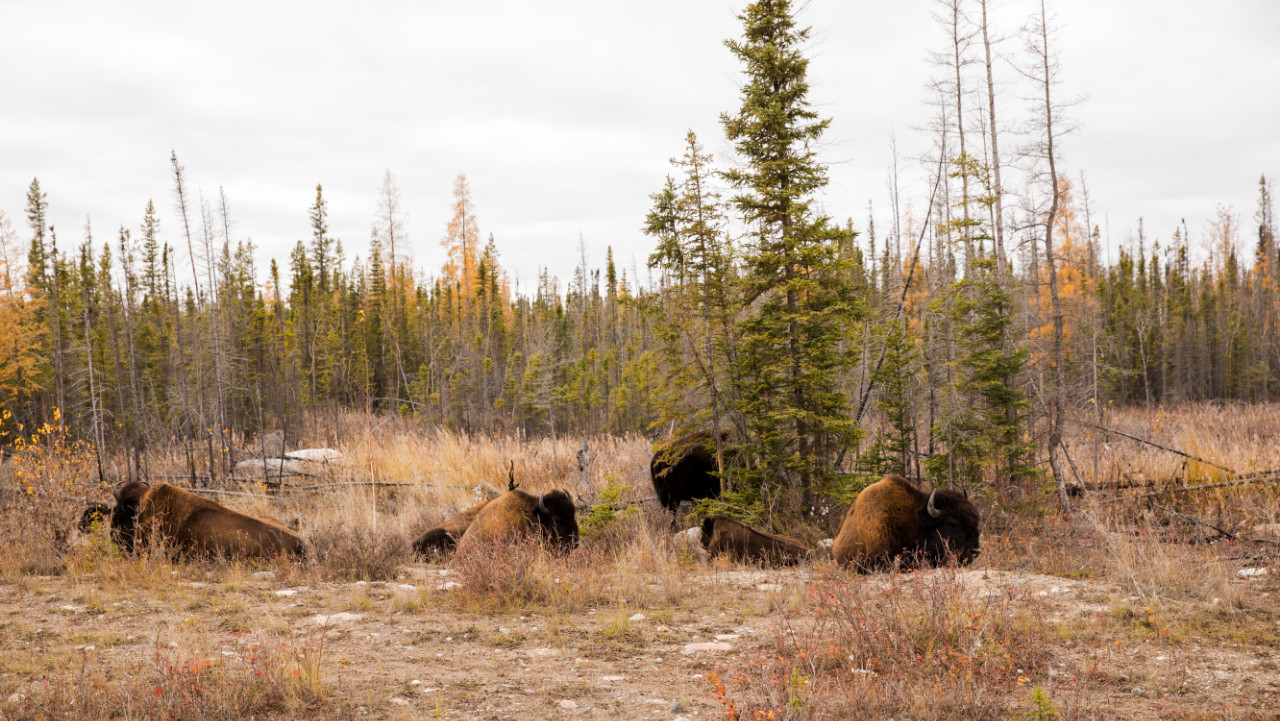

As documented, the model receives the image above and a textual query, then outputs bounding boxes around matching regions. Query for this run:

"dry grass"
[0,406,1278,719]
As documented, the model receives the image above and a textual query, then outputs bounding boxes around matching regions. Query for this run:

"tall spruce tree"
[720,0,861,515]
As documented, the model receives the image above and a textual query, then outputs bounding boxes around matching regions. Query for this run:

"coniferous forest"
[0,0,1275,514]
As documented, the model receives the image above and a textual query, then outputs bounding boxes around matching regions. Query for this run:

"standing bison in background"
[458,489,578,551]
[832,474,980,571]
[701,516,809,566]
[110,480,305,558]
[650,431,726,515]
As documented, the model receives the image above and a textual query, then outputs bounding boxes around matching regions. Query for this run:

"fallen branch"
[1151,503,1280,548]
[1067,416,1235,474]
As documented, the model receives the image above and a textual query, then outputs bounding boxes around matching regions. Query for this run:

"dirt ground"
[3,557,1277,720]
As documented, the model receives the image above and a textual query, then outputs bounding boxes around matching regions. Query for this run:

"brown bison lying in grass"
[412,498,495,557]
[701,516,809,566]
[832,474,980,571]
[110,481,305,558]
[458,489,578,551]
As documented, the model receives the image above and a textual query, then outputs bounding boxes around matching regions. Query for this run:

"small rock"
[682,642,732,655]
[672,701,685,713]
[410,680,422,686]
[714,634,740,641]
[390,696,410,707]
[183,582,208,589]
[7,693,25,704]
[437,582,462,591]
[816,538,835,550]
[275,589,298,597]
[499,627,512,634]
[1131,687,1143,696]
[397,584,417,591]
[601,675,625,682]
[252,571,276,581]
[1238,567,1269,578]
[756,583,782,592]
[558,700,579,710]
[312,612,363,625]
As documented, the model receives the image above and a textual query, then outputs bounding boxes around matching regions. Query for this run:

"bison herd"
[85,435,980,574]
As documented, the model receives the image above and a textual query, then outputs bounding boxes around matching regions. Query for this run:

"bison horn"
[926,489,944,518]
[537,494,548,514]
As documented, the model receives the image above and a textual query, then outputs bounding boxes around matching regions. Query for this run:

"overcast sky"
[2,0,1277,292]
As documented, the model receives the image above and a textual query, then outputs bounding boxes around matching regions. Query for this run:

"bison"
[411,497,495,557]
[832,474,980,571]
[110,480,305,558]
[651,431,727,515]
[701,516,809,566]
[457,489,578,551]
[78,502,113,533]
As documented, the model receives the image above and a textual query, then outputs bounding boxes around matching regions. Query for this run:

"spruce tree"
[720,0,861,514]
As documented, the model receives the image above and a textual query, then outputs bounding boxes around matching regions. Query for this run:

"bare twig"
[1067,416,1235,474]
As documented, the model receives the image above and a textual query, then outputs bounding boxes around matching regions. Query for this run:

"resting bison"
[701,516,809,566]
[832,474,980,571]
[458,489,578,551]
[110,480,305,558]
[651,431,726,514]
[412,498,495,557]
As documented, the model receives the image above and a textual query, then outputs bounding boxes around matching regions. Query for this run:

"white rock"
[816,538,835,550]
[558,700,579,710]
[275,589,298,597]
[756,583,782,592]
[253,571,276,580]
[390,697,410,707]
[7,693,25,704]
[499,627,511,634]
[682,642,732,655]
[312,612,363,625]
[601,675,625,682]
[437,581,462,591]
[1239,567,1269,578]
[397,584,417,591]
[715,634,740,641]
[410,680,422,686]
[285,448,344,463]
[629,613,646,622]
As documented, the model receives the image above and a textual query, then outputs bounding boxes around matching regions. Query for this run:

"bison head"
[110,480,151,554]
[917,488,981,565]
[533,489,579,550]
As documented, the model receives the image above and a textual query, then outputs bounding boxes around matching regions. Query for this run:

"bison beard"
[700,516,809,566]
[832,474,980,571]
[458,489,578,551]
[650,431,724,515]
[411,498,495,557]
[110,481,305,558]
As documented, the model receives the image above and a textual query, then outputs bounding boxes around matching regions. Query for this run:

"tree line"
[0,0,1273,516]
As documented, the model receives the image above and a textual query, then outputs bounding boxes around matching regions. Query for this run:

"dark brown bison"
[110,480,305,558]
[78,502,112,533]
[832,474,980,571]
[411,498,495,557]
[457,489,578,551]
[651,431,727,514]
[701,516,809,566]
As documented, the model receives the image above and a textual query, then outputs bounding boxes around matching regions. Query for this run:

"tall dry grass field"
[0,406,1276,719]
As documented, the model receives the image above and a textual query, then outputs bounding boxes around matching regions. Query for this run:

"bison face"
[533,489,579,550]
[917,488,981,566]
[109,480,151,554]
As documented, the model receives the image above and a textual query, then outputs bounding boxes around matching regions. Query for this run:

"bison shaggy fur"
[110,481,305,558]
[651,431,724,514]
[412,498,495,557]
[701,516,809,566]
[458,489,578,551]
[832,474,980,571]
